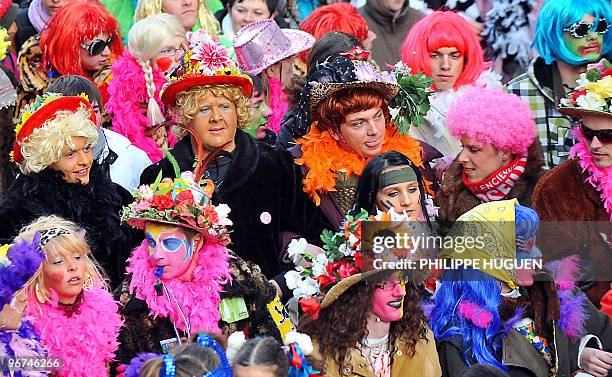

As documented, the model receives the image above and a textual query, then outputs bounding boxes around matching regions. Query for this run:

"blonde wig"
[17,106,98,175]
[174,84,251,138]
[16,215,108,310]
[134,0,221,36]
[128,13,186,126]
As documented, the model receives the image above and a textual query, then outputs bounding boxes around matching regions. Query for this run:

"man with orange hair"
[17,0,123,112]
[401,11,501,178]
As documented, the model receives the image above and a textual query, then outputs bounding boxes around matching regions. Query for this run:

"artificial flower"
[214,204,233,226]
[151,194,173,210]
[136,185,154,200]
[287,238,308,264]
[0,243,12,266]
[284,331,314,356]
[134,199,152,212]
[576,91,607,111]
[311,253,329,277]
[585,76,612,98]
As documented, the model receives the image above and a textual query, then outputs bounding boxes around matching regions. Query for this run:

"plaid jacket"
[507,58,574,169]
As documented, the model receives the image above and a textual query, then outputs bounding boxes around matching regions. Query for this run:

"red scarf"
[462,153,528,202]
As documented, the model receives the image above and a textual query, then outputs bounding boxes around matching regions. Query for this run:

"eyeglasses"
[80,35,114,56]
[159,47,183,58]
[563,18,609,39]
[580,123,612,144]
[374,281,404,291]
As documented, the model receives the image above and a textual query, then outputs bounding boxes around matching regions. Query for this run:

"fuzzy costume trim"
[127,239,232,334]
[570,135,612,221]
[0,234,44,307]
[27,286,122,377]
[267,76,287,135]
[295,124,425,205]
[0,319,48,377]
[106,51,176,163]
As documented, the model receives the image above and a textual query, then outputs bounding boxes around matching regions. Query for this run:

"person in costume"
[0,236,48,377]
[17,215,122,377]
[0,93,139,289]
[507,0,612,169]
[286,211,441,377]
[17,0,123,115]
[435,87,544,224]
[244,73,274,143]
[140,29,314,296]
[430,199,612,377]
[116,170,288,364]
[233,19,314,135]
[532,59,612,311]
[401,11,502,173]
[106,13,184,163]
[1,1,19,81]
[14,0,66,53]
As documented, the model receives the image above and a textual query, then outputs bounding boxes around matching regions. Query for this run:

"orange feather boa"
[296,124,425,205]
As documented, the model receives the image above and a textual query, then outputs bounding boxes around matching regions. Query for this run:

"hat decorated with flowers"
[11,92,95,163]
[0,233,45,307]
[285,209,432,320]
[161,29,253,107]
[559,59,612,119]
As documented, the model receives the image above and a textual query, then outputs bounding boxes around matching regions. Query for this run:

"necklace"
[562,82,576,91]
[362,334,390,356]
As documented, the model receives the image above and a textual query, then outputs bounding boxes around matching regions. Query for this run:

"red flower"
[176,190,194,205]
[340,47,371,61]
[151,194,173,210]
[570,89,587,103]
[601,68,612,77]
[203,205,219,224]
[299,297,321,320]
[354,252,362,269]
[337,260,358,279]
[314,274,337,290]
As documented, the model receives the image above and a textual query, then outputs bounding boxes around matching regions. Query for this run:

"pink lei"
[127,239,232,335]
[571,135,612,221]
[26,286,122,377]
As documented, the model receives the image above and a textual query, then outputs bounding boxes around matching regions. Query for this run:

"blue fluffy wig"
[533,0,612,65]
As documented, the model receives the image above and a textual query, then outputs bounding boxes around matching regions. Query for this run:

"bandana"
[462,152,528,203]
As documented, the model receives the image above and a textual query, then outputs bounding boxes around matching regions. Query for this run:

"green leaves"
[586,68,601,82]
[390,69,433,134]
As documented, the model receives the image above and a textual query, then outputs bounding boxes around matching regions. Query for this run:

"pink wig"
[106,51,176,162]
[447,88,536,153]
[401,11,488,89]
[40,0,123,77]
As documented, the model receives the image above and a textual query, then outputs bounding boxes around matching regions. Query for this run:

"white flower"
[284,270,302,290]
[214,204,233,226]
[293,277,320,299]
[180,171,195,183]
[287,238,308,264]
[575,72,590,89]
[284,331,314,356]
[311,253,329,276]
[348,233,359,248]
[135,185,153,200]
[577,91,606,111]
[338,243,354,257]
[226,331,247,363]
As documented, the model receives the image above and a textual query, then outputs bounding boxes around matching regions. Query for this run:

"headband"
[195,333,233,377]
[160,354,176,377]
[379,167,418,188]
[39,228,70,248]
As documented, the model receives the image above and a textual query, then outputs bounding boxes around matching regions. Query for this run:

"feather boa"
[267,77,288,135]
[127,239,232,334]
[296,124,425,205]
[107,51,176,163]
[459,301,494,328]
[26,287,122,377]
[570,135,612,221]
[0,320,48,377]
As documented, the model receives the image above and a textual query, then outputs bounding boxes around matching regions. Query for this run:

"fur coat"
[435,140,545,224]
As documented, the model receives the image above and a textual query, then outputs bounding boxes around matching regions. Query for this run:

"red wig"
[401,11,489,89]
[40,0,123,77]
[314,88,391,131]
[299,3,369,61]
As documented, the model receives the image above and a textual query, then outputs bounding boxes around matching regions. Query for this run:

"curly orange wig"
[40,0,123,77]
[299,3,368,62]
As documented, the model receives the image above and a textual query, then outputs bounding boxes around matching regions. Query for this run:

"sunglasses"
[563,18,609,39]
[581,123,612,144]
[80,35,114,56]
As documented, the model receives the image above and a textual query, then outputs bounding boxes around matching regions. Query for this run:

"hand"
[580,348,612,377]
[269,280,282,299]
[433,159,451,182]
[467,19,485,40]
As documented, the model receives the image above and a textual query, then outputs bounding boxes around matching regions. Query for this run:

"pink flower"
[193,42,231,72]
[135,199,152,212]
[337,260,358,279]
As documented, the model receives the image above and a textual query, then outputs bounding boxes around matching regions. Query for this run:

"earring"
[82,273,93,291]
[35,283,47,303]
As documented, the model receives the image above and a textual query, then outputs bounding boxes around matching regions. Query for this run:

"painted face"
[42,250,87,304]
[375,165,421,220]
[331,107,386,158]
[563,14,606,62]
[582,115,612,168]
[162,0,199,31]
[0,291,28,330]
[430,47,465,91]
[80,32,112,72]
[145,223,201,281]
[230,0,273,33]
[371,274,406,322]
[190,93,238,155]
[42,0,70,15]
[245,87,272,139]
[50,136,94,185]
[457,135,511,183]
[154,35,187,75]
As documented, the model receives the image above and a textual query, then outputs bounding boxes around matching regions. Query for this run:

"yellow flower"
[0,243,13,264]
[585,76,612,99]
[8,150,14,162]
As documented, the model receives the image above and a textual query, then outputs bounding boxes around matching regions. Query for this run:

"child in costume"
[18,215,122,377]
[0,236,48,377]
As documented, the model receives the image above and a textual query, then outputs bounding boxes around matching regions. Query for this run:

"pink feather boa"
[267,77,288,135]
[26,287,122,377]
[106,51,177,163]
[127,239,232,334]
[571,134,612,220]
[458,301,494,328]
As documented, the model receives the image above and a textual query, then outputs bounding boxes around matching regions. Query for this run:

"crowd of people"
[0,0,610,376]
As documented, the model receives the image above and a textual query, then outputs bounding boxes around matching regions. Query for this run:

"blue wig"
[515,204,541,260]
[429,268,507,370]
[533,0,612,65]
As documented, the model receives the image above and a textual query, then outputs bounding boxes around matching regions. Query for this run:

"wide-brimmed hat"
[161,29,253,107]
[12,93,96,163]
[233,19,315,75]
[558,59,612,120]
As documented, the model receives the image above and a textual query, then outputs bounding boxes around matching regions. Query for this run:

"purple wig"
[0,233,44,307]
